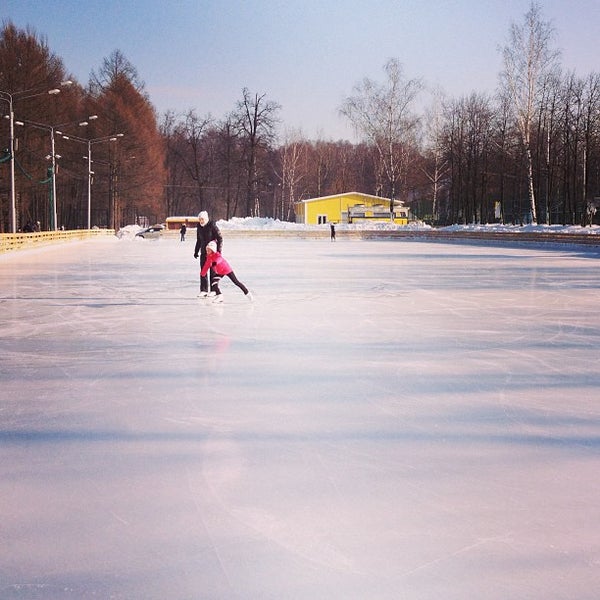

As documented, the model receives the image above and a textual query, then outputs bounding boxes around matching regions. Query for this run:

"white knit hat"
[206,240,217,252]
[198,211,209,222]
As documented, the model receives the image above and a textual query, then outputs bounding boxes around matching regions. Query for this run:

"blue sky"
[3,0,598,141]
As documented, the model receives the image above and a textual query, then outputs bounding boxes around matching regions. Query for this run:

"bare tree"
[441,93,495,224]
[308,139,334,197]
[160,110,184,216]
[339,58,422,215]
[90,49,145,95]
[275,129,305,220]
[233,88,280,216]
[422,89,449,223]
[581,73,600,225]
[177,110,214,212]
[500,2,559,223]
[214,115,243,219]
[536,71,561,223]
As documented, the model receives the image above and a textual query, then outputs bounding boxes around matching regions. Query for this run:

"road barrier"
[0,229,115,253]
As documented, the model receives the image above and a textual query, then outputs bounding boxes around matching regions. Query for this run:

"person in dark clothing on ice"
[193,211,223,297]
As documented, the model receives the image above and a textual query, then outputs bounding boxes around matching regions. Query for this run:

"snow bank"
[116,224,144,238]
[440,222,600,235]
[216,216,432,231]
[117,217,600,236]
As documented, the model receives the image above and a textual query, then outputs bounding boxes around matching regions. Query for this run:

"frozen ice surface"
[1,235,599,599]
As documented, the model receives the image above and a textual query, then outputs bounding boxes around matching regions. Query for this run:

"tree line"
[1,3,599,232]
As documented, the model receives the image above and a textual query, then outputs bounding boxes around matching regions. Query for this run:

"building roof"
[295,192,400,205]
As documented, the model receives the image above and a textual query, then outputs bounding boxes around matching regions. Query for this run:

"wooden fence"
[0,229,115,253]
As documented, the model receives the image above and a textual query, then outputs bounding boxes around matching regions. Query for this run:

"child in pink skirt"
[200,241,252,303]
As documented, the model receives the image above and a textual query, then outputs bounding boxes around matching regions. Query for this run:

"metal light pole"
[13,119,59,229]
[87,139,92,229]
[59,132,124,229]
[1,82,71,232]
[16,115,97,230]
[0,91,17,233]
[50,127,58,230]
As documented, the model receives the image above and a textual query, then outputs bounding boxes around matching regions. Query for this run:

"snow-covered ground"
[1,230,599,599]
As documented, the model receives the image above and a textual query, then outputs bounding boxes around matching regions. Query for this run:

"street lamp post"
[59,132,124,229]
[13,119,60,230]
[0,91,17,232]
[0,82,72,232]
[50,127,57,230]
[16,115,97,230]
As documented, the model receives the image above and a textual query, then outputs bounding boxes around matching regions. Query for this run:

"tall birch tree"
[340,58,422,215]
[500,2,559,224]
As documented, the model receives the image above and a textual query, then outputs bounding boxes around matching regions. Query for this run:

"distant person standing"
[330,222,336,241]
[193,211,222,297]
[180,223,187,241]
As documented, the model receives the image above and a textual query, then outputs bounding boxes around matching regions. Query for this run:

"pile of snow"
[116,224,144,238]
[440,222,600,235]
[214,217,600,235]
[116,217,600,236]
[217,217,316,231]
[216,216,431,231]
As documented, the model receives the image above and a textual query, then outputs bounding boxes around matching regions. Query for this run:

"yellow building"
[294,192,409,225]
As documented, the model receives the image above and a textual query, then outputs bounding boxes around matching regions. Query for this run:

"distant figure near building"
[180,223,187,241]
[330,222,336,241]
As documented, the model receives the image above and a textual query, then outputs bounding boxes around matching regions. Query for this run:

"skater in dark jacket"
[201,241,252,303]
[193,211,223,296]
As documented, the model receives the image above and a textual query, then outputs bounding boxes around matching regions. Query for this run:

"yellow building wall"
[299,193,408,225]
[305,196,347,224]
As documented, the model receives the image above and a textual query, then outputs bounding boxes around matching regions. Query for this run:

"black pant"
[211,271,248,295]
[200,252,211,292]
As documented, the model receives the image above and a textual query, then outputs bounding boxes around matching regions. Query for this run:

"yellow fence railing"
[0,229,116,253]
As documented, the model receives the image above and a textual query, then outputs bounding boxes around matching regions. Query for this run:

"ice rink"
[1,235,599,599]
